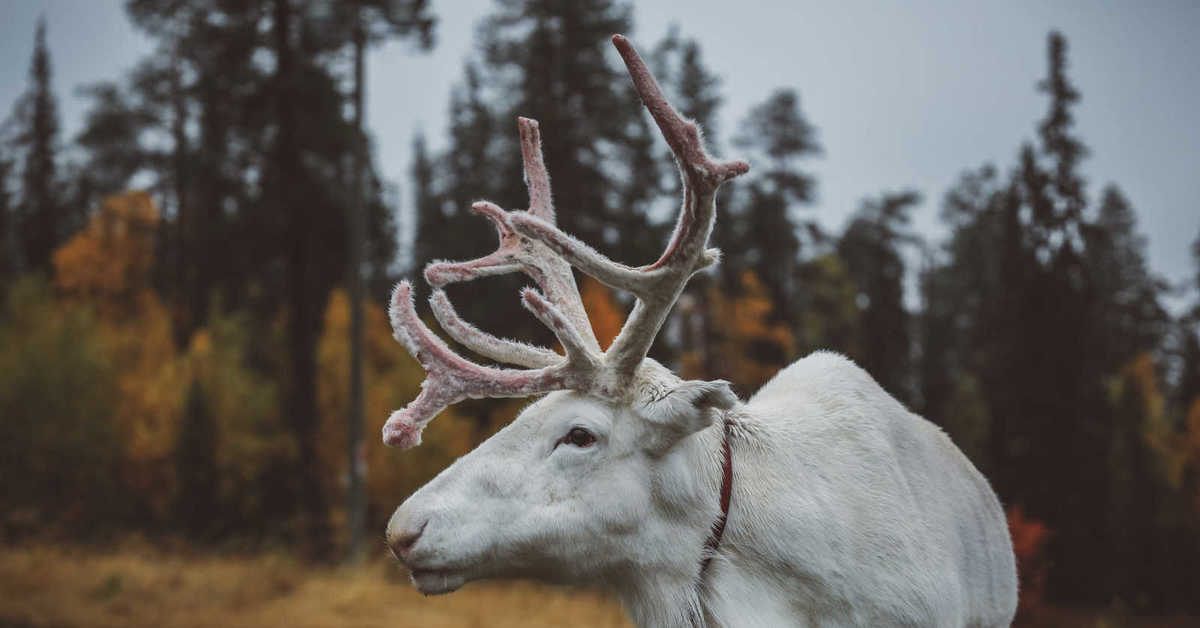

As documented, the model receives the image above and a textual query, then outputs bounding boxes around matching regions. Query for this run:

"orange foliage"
[52,192,184,514]
[53,191,158,316]
[1007,505,1050,619]
[1120,352,1186,487]
[579,276,624,350]
[707,271,795,393]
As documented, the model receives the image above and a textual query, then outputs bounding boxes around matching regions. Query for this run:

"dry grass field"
[3,543,1197,627]
[0,543,631,628]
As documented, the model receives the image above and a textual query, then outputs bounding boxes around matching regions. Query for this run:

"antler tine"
[422,118,600,354]
[610,35,750,197]
[384,281,585,449]
[519,117,554,222]
[506,214,654,296]
[510,34,749,379]
[421,201,559,368]
[423,202,521,288]
[429,289,561,368]
[513,118,597,348]
[520,288,599,370]
[604,34,748,375]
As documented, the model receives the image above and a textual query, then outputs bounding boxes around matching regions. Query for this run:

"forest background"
[2,1,1199,626]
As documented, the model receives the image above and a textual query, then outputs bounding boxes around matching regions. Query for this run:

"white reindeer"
[382,35,1017,628]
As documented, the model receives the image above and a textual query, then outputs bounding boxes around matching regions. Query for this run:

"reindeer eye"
[563,427,596,448]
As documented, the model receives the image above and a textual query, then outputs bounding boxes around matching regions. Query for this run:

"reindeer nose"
[386,512,427,561]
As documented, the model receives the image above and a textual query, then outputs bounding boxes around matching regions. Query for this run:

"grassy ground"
[3,544,1197,627]
[0,543,631,628]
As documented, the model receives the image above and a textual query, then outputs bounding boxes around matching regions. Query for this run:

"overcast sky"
[3,1,1198,308]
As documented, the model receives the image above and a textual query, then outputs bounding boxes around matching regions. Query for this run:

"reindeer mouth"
[409,567,467,595]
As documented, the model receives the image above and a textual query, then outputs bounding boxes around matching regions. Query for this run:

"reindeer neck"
[611,416,744,628]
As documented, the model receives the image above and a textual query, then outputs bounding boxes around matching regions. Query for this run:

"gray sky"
[4,1,1199,307]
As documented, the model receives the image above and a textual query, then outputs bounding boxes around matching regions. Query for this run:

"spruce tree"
[420,61,535,353]
[174,380,219,539]
[1181,231,1200,411]
[477,0,641,253]
[422,2,684,360]
[731,89,820,320]
[928,32,1177,605]
[411,133,442,272]
[1179,318,1200,416]
[0,158,13,279]
[915,258,953,427]
[837,191,921,403]
[1083,185,1169,371]
[11,19,65,273]
[1036,32,1088,233]
[84,0,437,558]
[428,63,501,266]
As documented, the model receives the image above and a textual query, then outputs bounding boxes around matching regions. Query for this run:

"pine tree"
[11,19,66,273]
[421,2,687,362]
[1083,185,1169,371]
[916,258,954,425]
[260,0,432,560]
[930,164,1020,477]
[928,32,1177,605]
[174,380,219,539]
[420,61,535,349]
[731,89,820,322]
[427,63,500,266]
[89,0,436,558]
[477,0,642,254]
[1184,230,1200,412]
[1181,230,1200,411]
[1194,228,1200,298]
[1036,32,1088,234]
[73,82,149,200]
[330,0,434,563]
[0,157,14,279]
[83,6,262,339]
[837,191,921,403]
[1180,322,1200,414]
[411,133,442,270]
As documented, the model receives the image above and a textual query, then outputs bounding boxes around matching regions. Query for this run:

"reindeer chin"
[409,569,466,596]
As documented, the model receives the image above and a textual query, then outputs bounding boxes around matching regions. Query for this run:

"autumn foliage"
[52,192,182,515]
[1007,506,1050,620]
[580,276,624,350]
[52,192,157,313]
[1,193,459,544]
[703,271,796,394]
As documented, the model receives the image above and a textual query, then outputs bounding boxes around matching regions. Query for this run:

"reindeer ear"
[639,380,737,452]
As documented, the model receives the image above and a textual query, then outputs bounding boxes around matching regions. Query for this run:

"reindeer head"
[383,35,747,596]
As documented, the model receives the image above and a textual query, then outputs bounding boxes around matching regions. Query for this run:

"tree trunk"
[274,0,331,561]
[345,8,368,563]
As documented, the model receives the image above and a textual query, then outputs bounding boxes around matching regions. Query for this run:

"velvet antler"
[383,35,748,449]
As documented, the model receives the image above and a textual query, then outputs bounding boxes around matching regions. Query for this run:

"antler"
[384,34,748,449]
[424,119,601,359]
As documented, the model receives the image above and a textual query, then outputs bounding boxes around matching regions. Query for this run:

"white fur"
[387,352,1017,627]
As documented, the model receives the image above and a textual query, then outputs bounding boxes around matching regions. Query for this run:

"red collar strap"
[700,418,734,575]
